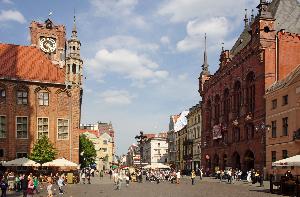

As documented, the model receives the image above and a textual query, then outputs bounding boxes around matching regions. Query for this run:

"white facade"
[143,137,168,165]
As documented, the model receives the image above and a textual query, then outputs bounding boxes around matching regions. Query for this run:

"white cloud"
[0,10,26,24]
[99,89,135,105]
[160,36,170,45]
[177,17,230,52]
[158,0,256,23]
[87,49,169,86]
[98,35,159,52]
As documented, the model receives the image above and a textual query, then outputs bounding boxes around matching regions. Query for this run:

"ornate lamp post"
[135,131,147,169]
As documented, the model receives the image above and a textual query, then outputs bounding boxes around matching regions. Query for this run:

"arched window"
[214,95,220,124]
[223,88,230,123]
[72,64,76,74]
[233,127,240,142]
[246,72,255,114]
[233,81,242,117]
[206,100,212,129]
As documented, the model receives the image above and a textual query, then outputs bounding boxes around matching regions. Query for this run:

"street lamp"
[135,131,147,170]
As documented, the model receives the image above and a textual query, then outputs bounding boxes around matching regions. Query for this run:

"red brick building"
[199,0,300,173]
[0,18,83,163]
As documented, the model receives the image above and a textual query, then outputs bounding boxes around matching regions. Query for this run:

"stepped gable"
[0,43,65,84]
[230,0,300,56]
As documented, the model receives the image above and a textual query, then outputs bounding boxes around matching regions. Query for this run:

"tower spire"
[201,33,210,75]
[72,9,77,36]
[251,9,255,22]
[244,9,249,27]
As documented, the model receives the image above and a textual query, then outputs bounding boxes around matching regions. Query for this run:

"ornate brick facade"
[0,18,83,163]
[199,0,300,173]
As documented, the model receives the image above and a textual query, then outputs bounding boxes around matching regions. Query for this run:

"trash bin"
[67,173,73,184]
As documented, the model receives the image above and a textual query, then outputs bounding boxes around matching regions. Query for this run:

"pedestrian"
[191,170,196,185]
[116,173,122,190]
[0,178,8,197]
[227,169,232,184]
[46,177,53,197]
[100,170,104,179]
[15,174,21,192]
[81,169,86,184]
[199,168,203,180]
[176,170,181,184]
[33,176,39,194]
[125,174,130,187]
[20,174,28,197]
[109,169,113,180]
[26,176,35,197]
[57,175,65,194]
[86,169,91,184]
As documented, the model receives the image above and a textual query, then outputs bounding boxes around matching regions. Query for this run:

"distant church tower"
[66,15,83,87]
[198,33,210,95]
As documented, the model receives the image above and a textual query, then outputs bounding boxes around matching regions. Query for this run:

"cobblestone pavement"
[7,175,283,197]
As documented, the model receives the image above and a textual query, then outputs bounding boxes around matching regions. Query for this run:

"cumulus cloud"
[157,0,256,23]
[88,0,147,29]
[87,49,169,87]
[98,35,159,52]
[1,0,13,4]
[177,17,230,52]
[99,89,135,105]
[0,10,26,24]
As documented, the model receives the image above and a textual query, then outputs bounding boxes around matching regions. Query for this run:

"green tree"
[79,135,97,168]
[30,135,57,164]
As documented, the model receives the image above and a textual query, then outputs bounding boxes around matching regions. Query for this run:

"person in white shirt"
[176,170,181,184]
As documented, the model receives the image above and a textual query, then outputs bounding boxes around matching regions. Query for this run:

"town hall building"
[0,17,83,163]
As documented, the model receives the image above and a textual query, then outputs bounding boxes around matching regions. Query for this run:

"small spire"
[72,8,77,34]
[244,9,249,27]
[221,42,224,52]
[201,33,210,75]
[251,9,254,22]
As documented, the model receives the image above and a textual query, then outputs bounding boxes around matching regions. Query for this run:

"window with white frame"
[38,92,49,106]
[16,117,28,139]
[0,116,6,138]
[37,118,49,138]
[57,119,69,139]
[17,90,28,105]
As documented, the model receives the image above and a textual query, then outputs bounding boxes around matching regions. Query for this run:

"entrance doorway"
[244,150,255,171]
[232,152,241,169]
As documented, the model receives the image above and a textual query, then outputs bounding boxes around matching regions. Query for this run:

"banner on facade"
[212,124,222,140]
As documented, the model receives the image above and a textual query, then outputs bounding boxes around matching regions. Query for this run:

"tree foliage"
[30,135,57,164]
[79,135,97,168]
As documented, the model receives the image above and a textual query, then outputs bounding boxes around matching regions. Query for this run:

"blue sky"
[0,0,258,155]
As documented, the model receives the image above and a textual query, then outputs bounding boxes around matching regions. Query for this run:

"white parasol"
[2,157,40,167]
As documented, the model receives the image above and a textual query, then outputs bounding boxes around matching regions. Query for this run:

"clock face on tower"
[39,37,56,53]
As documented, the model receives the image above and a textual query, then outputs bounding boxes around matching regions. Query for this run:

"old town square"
[0,0,300,196]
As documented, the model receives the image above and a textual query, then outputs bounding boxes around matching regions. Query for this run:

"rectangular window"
[0,89,5,98]
[16,152,27,158]
[103,140,108,145]
[57,119,69,140]
[102,148,107,152]
[0,116,6,138]
[158,149,161,154]
[282,150,288,159]
[37,118,49,139]
[16,117,28,139]
[271,121,277,138]
[0,149,4,157]
[17,90,28,105]
[282,117,288,136]
[282,95,288,106]
[38,92,49,106]
[272,99,277,109]
[271,151,276,162]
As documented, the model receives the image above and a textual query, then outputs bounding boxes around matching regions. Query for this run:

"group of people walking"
[0,170,66,197]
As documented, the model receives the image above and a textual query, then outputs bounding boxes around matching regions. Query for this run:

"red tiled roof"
[79,129,100,138]
[0,43,65,84]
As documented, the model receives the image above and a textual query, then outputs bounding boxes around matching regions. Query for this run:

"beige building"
[176,125,187,171]
[186,103,202,171]
[80,131,114,170]
[266,65,300,175]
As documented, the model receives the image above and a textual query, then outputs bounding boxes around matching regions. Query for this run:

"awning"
[143,163,170,169]
[42,158,78,167]
[272,155,300,167]
[3,158,40,167]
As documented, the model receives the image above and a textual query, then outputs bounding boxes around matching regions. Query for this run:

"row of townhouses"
[167,0,300,177]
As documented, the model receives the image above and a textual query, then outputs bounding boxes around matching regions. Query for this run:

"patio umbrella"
[3,157,41,167]
[42,158,78,167]
[143,163,170,169]
[272,155,300,167]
